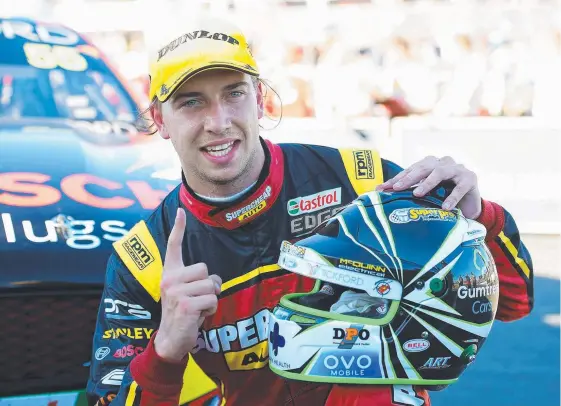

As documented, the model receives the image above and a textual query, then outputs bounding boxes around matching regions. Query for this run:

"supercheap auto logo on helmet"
[267,190,500,386]
[389,207,456,224]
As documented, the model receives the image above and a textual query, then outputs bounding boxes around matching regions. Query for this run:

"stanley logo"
[122,234,154,270]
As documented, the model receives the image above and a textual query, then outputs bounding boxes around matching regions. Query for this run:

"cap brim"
[156,62,259,102]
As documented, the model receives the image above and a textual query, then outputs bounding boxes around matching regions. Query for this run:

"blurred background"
[0,0,559,405]
[4,0,561,123]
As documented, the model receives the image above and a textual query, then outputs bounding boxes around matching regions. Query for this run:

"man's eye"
[230,91,244,97]
[182,99,200,107]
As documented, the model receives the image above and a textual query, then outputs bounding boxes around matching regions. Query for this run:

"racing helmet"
[268,189,499,387]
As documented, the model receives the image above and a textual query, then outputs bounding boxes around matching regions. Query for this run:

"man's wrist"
[154,332,189,363]
[129,333,188,397]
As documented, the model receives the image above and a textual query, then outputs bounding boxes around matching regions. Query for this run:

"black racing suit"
[86,139,533,406]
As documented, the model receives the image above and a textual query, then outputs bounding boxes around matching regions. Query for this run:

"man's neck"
[183,144,266,199]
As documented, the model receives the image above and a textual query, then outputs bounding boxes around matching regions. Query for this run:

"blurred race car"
[0,17,179,405]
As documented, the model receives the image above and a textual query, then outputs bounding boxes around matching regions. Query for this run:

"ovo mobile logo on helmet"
[287,188,341,216]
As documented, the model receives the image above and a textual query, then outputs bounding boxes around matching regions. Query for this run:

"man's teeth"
[205,141,235,157]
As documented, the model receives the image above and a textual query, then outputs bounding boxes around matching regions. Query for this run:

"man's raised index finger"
[165,208,186,268]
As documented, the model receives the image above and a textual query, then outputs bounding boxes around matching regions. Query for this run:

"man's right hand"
[154,208,222,362]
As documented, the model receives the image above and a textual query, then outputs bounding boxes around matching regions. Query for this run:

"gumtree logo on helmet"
[287,188,341,216]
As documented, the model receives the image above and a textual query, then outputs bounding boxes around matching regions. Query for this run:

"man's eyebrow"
[223,81,250,91]
[171,91,202,102]
[171,82,249,102]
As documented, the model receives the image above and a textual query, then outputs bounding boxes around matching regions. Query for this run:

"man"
[86,17,533,406]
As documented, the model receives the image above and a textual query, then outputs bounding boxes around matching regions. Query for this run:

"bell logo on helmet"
[402,339,430,353]
[287,188,341,216]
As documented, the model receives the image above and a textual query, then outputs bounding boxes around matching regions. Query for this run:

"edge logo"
[122,234,154,270]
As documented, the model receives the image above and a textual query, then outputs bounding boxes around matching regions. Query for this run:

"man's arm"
[474,199,533,321]
[381,157,534,322]
[86,254,188,406]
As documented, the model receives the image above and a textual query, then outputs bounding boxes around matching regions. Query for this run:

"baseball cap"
[148,17,260,102]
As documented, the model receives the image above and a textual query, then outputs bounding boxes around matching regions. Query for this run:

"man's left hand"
[376,156,482,219]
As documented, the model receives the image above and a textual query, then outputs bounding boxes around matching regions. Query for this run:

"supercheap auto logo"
[122,234,154,270]
[192,308,271,371]
[389,208,457,224]
[287,188,341,216]
[225,186,271,223]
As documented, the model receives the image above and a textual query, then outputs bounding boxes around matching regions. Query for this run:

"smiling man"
[86,16,533,406]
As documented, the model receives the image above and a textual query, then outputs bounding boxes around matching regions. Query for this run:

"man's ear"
[256,80,265,120]
[150,101,169,139]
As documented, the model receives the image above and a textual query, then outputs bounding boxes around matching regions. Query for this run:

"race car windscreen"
[0,18,138,123]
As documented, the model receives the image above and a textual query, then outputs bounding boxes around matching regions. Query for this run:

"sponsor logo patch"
[225,186,271,223]
[353,151,375,179]
[122,234,154,270]
[95,347,111,360]
[389,208,457,224]
[402,339,430,353]
[102,328,154,340]
[287,188,341,216]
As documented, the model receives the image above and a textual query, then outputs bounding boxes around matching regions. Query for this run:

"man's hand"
[154,208,222,362]
[376,156,482,219]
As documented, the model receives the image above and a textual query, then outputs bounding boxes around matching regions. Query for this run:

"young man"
[86,17,533,406]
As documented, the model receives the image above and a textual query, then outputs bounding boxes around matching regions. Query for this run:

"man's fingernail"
[443,202,451,210]
[414,187,423,195]
[215,281,222,292]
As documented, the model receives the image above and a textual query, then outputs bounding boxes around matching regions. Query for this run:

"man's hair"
[138,76,282,135]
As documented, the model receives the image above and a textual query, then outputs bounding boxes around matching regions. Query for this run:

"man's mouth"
[202,141,236,157]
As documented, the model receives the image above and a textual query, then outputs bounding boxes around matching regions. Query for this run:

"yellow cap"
[148,17,259,102]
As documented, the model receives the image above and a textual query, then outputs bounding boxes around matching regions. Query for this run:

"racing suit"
[86,139,533,406]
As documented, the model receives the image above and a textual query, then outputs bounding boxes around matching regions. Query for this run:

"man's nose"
[203,102,232,134]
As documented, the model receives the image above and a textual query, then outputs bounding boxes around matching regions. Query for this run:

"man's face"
[153,69,263,186]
